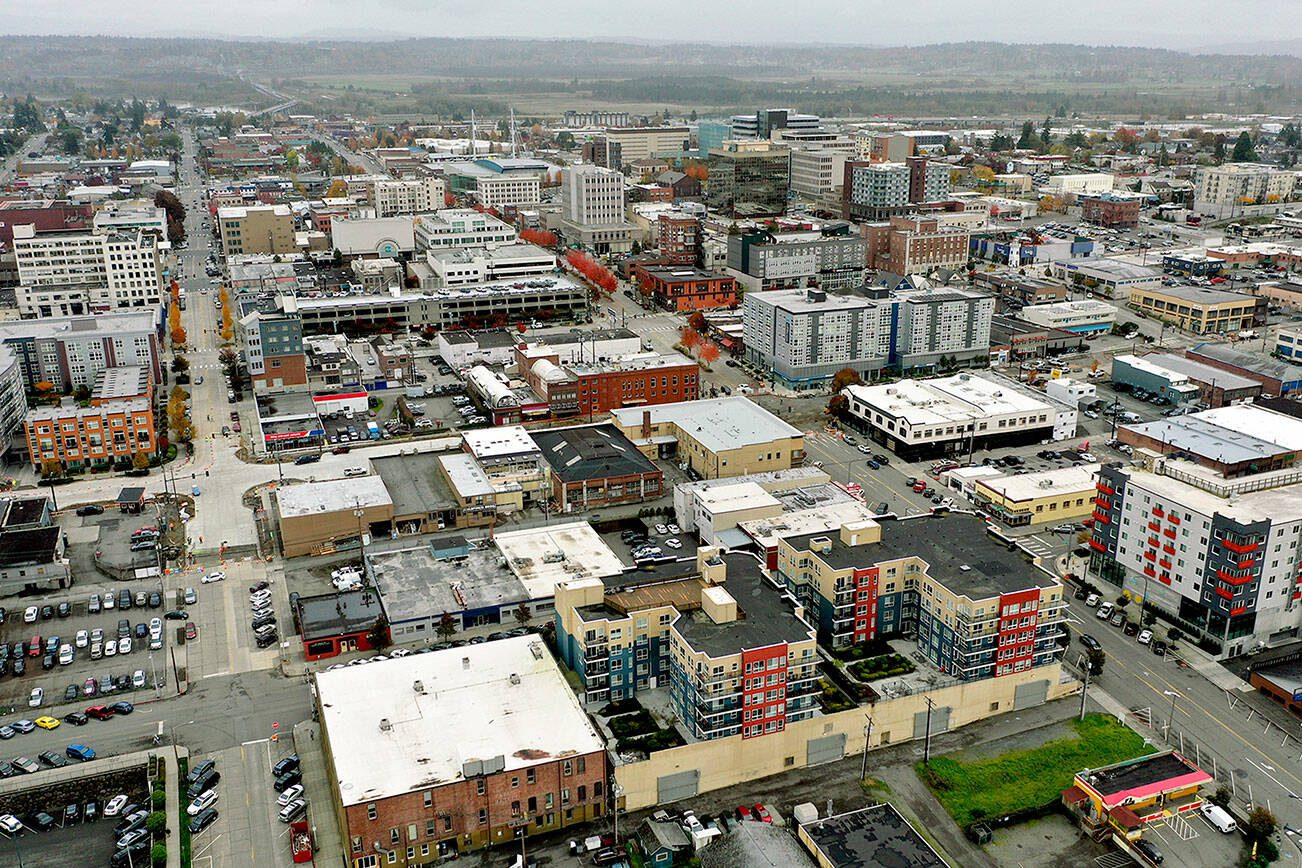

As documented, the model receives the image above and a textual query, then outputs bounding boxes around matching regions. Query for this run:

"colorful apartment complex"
[775,516,1066,679]
[554,549,820,740]
[25,399,157,470]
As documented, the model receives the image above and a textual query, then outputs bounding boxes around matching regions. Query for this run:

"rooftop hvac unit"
[413,680,425,694]
[379,718,392,732]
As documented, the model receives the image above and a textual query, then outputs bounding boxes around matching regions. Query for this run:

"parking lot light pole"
[1163,689,1181,741]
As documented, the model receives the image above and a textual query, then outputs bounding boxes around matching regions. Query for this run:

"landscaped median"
[917,713,1148,829]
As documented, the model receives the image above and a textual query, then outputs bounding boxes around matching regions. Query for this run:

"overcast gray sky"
[3,0,1298,49]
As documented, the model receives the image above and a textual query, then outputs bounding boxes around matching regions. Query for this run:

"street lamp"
[1163,689,1181,740]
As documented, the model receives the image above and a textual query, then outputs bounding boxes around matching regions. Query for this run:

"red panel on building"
[740,644,789,739]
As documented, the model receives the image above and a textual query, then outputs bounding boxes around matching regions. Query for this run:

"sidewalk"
[165,745,188,868]
[1176,639,1255,693]
[294,720,345,868]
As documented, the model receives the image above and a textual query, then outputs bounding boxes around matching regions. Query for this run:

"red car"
[752,804,772,823]
[185,622,198,640]
[86,705,115,721]
[736,805,753,821]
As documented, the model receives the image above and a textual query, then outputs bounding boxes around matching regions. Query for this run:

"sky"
[1,0,1297,50]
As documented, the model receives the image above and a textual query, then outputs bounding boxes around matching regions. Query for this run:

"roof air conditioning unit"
[379,718,392,732]
[413,680,425,694]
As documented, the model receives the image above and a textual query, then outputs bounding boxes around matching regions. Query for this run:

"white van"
[1200,802,1237,833]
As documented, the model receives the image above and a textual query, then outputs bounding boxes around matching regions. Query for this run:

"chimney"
[641,410,652,440]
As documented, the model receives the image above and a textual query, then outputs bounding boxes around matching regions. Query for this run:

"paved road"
[1065,594,1302,827]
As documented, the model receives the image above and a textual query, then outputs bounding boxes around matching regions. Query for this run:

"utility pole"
[1079,660,1091,721]
[922,697,936,767]
[860,715,874,781]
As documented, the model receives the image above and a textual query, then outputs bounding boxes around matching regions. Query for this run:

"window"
[425,820,436,837]
[478,809,488,825]
[367,804,378,821]
[423,791,433,808]
[476,779,486,795]
[389,828,400,844]
[527,769,536,784]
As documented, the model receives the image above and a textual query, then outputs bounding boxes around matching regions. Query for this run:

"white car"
[343,467,367,478]
[132,669,146,689]
[202,571,226,584]
[103,640,118,658]
[857,444,873,454]
[28,687,42,708]
[664,538,683,549]
[667,524,680,535]
[277,783,304,806]
[654,524,669,535]
[75,629,89,648]
[187,788,219,816]
[104,795,129,818]
[0,814,21,834]
[118,637,132,655]
[149,617,163,639]
[22,606,37,624]
[58,644,73,666]
[102,593,115,610]
[250,590,273,605]
[1079,452,1097,462]
[1137,629,1154,645]
[1084,594,1101,607]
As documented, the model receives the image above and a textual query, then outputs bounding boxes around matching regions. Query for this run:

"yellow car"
[34,716,60,730]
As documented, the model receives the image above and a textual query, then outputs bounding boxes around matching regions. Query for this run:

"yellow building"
[217,204,296,255]
[610,397,805,480]
[1128,284,1265,335]
[1063,750,1212,842]
[973,463,1101,527]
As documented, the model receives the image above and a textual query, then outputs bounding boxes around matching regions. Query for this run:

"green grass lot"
[918,714,1149,828]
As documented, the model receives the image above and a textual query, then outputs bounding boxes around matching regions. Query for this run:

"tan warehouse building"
[1127,284,1266,335]
[273,476,394,557]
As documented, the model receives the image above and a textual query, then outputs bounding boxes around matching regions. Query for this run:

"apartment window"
[367,804,378,820]
[389,828,400,844]
[478,809,488,825]
[423,791,433,808]
[527,769,536,784]
[425,820,436,837]
[476,779,486,795]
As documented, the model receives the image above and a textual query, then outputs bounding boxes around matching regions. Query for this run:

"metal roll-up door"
[806,732,847,766]
[1014,679,1049,710]
[656,769,700,805]
[914,705,952,739]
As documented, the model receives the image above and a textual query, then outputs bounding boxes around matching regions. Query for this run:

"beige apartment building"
[217,204,297,255]
[1195,163,1296,206]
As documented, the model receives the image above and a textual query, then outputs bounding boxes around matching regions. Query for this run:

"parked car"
[187,789,219,817]
[1134,838,1163,864]
[76,505,105,516]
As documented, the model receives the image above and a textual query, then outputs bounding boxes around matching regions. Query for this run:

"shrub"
[597,698,642,717]
[152,789,166,809]
[146,810,167,834]
[608,710,657,738]
[151,843,167,865]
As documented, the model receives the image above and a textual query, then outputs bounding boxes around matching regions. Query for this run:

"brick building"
[862,215,970,274]
[516,347,700,418]
[656,214,701,266]
[531,423,664,512]
[633,265,739,311]
[25,399,157,471]
[318,636,609,865]
[1079,193,1142,229]
[0,200,93,247]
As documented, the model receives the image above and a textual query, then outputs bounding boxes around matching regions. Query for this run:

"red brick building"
[516,347,700,418]
[0,200,93,247]
[318,637,609,865]
[633,265,739,311]
[25,399,157,471]
[1079,194,1142,229]
[863,215,970,274]
[657,214,701,266]
[532,423,664,511]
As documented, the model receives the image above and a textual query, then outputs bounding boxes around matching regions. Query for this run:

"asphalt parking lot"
[597,519,698,566]
[196,741,299,868]
[1,782,148,868]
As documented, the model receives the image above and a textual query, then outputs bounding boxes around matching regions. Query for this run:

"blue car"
[66,743,95,761]
[192,485,201,496]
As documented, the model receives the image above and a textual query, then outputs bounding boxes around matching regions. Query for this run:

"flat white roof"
[1198,405,1302,452]
[276,476,391,518]
[611,396,801,453]
[697,482,783,513]
[316,636,604,806]
[1125,468,1302,525]
[438,454,495,498]
[846,373,1053,426]
[462,426,540,460]
[740,501,878,549]
[976,463,1101,503]
[493,521,624,598]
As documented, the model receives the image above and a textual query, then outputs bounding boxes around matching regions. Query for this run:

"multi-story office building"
[1090,425,1302,658]
[1079,193,1142,228]
[725,228,867,293]
[559,165,635,254]
[695,122,732,156]
[412,209,517,251]
[238,307,307,394]
[743,289,892,390]
[90,203,168,237]
[776,515,1065,679]
[317,637,609,862]
[631,266,739,311]
[217,204,296,256]
[517,348,700,418]
[843,372,1074,459]
[25,398,157,470]
[788,142,854,201]
[372,177,447,217]
[555,548,820,740]
[842,158,950,220]
[861,215,969,275]
[730,109,822,140]
[0,311,162,391]
[1128,284,1266,335]
[12,224,165,317]
[861,131,950,162]
[600,126,691,169]
[1194,163,1296,207]
[705,140,791,217]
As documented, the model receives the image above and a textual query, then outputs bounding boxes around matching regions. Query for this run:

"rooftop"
[1141,284,1259,306]
[785,514,1059,600]
[368,542,528,623]
[740,500,877,551]
[845,373,1053,426]
[275,476,391,519]
[746,288,880,314]
[530,424,662,483]
[1189,343,1302,384]
[1124,404,1302,465]
[673,551,814,657]
[801,803,949,868]
[438,453,496,499]
[494,521,626,599]
[0,526,60,567]
[297,589,385,641]
[92,365,151,401]
[611,396,801,454]
[462,426,541,461]
[1077,751,1211,809]
[25,398,148,422]
[370,453,456,517]
[1139,353,1259,391]
[975,463,1102,503]
[1063,259,1161,280]
[216,203,291,219]
[1,497,48,529]
[0,310,157,342]
[315,636,605,805]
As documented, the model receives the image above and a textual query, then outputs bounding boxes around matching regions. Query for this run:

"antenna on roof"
[509,106,517,158]
[470,109,477,158]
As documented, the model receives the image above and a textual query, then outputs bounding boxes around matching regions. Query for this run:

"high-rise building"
[560,164,636,254]
[12,224,165,318]
[0,312,162,392]
[371,177,447,217]
[695,122,732,156]
[1194,163,1296,207]
[705,140,791,217]
[656,213,702,265]
[600,126,691,169]
[730,109,821,140]
[743,288,893,389]
[788,140,855,201]
[842,158,951,220]
[725,227,867,293]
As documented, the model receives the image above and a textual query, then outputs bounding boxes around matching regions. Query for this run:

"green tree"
[989,133,1014,151]
[1039,117,1053,149]
[1086,647,1106,676]
[59,126,82,155]
[1016,120,1036,150]
[150,843,167,865]
[368,614,392,650]
[1064,130,1088,148]
[1231,131,1259,162]
[1209,786,1231,808]
[513,604,533,628]
[1213,138,1226,163]
[145,811,167,835]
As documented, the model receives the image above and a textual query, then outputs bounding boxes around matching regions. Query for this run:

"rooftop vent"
[959,565,972,572]
[379,718,392,732]
[413,680,425,694]
[509,673,521,686]
[462,657,470,670]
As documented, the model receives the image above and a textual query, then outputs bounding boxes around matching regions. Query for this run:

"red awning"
[1060,786,1088,805]
[720,338,734,348]
[1109,805,1143,829]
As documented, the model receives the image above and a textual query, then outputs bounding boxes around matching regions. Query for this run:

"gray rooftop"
[1144,353,1259,391]
[673,552,813,657]
[92,365,150,401]
[802,804,949,868]
[371,453,456,518]
[367,543,529,624]
[0,310,158,342]
[785,514,1058,601]
[297,588,385,641]
[530,424,660,483]
[1146,284,1260,306]
[1189,343,1302,384]
[699,821,812,868]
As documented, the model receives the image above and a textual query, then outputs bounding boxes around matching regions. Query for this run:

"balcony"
[583,645,607,661]
[1097,483,1115,496]
[1221,538,1259,555]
